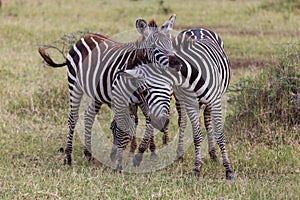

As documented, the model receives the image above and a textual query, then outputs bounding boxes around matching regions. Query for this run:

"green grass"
[0,0,300,199]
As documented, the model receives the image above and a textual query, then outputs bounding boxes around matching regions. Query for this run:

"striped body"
[174,29,233,179]
[67,34,136,105]
[131,28,234,179]
[38,15,180,170]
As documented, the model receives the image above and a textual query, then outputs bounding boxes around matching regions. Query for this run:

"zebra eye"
[140,89,148,97]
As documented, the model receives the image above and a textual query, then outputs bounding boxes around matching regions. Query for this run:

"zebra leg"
[133,120,154,167]
[175,98,187,162]
[162,128,169,146]
[149,132,157,160]
[149,120,169,159]
[129,135,137,158]
[129,105,138,158]
[115,131,131,172]
[185,103,203,177]
[162,100,171,147]
[209,100,234,180]
[83,101,101,162]
[110,118,118,162]
[204,105,218,162]
[64,86,83,166]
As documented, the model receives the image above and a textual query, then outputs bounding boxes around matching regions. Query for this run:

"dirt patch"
[230,58,275,69]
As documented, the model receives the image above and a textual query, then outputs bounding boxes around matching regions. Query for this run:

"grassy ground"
[0,0,299,199]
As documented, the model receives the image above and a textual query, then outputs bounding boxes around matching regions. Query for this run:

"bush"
[225,45,300,145]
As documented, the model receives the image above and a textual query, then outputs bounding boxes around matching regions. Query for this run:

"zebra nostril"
[149,114,169,131]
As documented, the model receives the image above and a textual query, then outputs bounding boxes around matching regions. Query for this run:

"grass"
[0,0,300,199]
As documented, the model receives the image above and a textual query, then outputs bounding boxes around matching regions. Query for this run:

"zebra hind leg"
[149,133,158,160]
[84,101,101,162]
[209,102,234,180]
[204,105,218,162]
[64,87,83,165]
[162,129,169,146]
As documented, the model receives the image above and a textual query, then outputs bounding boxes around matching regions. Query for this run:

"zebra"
[38,14,181,170]
[131,28,234,180]
[110,62,180,171]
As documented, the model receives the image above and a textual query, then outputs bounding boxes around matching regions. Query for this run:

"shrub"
[225,45,300,145]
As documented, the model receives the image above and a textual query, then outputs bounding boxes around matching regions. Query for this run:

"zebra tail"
[38,47,67,68]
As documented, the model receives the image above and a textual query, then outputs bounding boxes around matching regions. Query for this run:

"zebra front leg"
[129,135,137,158]
[175,98,187,162]
[149,121,169,159]
[209,101,234,180]
[64,87,83,165]
[204,105,218,162]
[115,134,131,172]
[83,101,101,162]
[133,120,154,167]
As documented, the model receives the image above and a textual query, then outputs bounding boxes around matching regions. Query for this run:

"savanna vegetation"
[0,0,299,199]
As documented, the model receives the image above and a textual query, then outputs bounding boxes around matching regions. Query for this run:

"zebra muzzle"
[149,114,169,132]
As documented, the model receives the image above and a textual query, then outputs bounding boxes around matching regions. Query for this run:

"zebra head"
[135,14,182,72]
[121,65,175,132]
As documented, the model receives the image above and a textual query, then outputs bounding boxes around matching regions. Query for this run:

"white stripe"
[91,37,102,101]
[73,44,84,88]
[81,38,93,98]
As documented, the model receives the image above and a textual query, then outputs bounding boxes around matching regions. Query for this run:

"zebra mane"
[126,49,148,70]
[148,19,158,28]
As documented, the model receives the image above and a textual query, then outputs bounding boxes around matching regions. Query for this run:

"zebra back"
[173,29,231,101]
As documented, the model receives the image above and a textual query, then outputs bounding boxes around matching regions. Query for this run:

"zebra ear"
[160,14,176,34]
[136,19,149,36]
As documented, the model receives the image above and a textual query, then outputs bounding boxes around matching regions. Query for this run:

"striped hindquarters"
[66,34,136,105]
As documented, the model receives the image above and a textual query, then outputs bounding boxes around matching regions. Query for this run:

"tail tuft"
[38,47,67,68]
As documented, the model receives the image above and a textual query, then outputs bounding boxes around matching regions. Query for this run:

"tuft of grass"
[225,45,300,145]
[260,0,300,15]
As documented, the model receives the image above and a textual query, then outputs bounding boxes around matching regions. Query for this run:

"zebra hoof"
[209,149,218,163]
[84,149,93,162]
[64,155,72,166]
[133,153,143,167]
[58,147,64,153]
[116,165,123,173]
[211,157,219,163]
[150,152,158,160]
[193,169,201,178]
[174,155,184,163]
[226,171,234,180]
